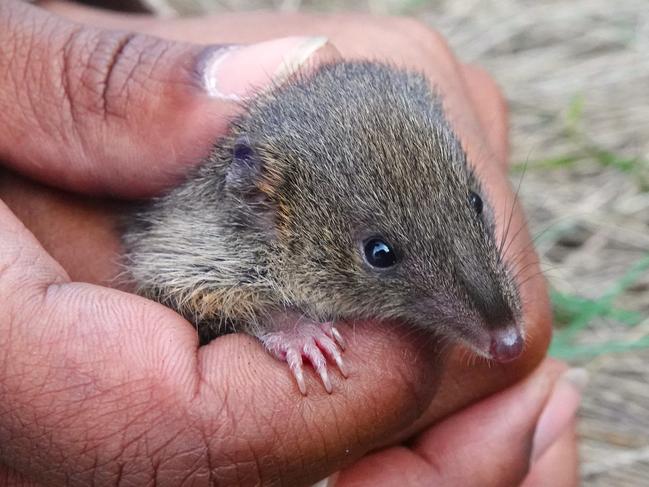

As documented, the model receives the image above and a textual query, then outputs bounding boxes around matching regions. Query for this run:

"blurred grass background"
[131,0,649,483]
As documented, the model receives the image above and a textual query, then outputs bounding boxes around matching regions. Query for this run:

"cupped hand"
[0,2,574,485]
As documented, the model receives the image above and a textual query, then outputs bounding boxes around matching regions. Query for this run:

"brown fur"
[122,61,522,350]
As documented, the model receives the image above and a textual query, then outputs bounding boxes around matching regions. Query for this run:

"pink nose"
[489,327,524,363]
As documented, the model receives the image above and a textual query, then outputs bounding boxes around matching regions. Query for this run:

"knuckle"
[466,63,506,102]
[392,16,443,44]
[0,5,59,139]
[59,29,179,125]
[0,226,43,289]
[465,64,498,89]
[390,16,457,60]
[60,28,141,122]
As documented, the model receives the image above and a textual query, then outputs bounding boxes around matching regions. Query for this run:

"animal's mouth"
[459,324,525,363]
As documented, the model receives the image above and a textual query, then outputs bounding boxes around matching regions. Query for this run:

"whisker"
[498,159,528,263]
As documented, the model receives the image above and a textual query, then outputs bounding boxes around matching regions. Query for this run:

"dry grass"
[141,0,649,483]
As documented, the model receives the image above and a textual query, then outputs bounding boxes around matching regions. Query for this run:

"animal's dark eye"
[469,191,483,215]
[363,238,397,268]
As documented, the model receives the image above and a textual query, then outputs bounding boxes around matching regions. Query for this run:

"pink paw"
[259,322,348,395]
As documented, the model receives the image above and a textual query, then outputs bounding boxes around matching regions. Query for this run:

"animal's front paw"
[259,321,348,395]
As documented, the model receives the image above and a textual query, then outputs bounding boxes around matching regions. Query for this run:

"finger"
[335,361,583,487]
[0,169,121,285]
[0,199,441,485]
[0,0,337,197]
[410,365,583,487]
[39,2,507,176]
[461,64,510,165]
[0,462,41,487]
[43,3,499,176]
[0,198,196,482]
[522,424,579,487]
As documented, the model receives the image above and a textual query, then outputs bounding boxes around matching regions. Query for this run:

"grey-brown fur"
[123,61,521,349]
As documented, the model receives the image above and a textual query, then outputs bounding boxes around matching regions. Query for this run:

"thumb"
[0,0,334,197]
[335,360,584,487]
[410,364,583,487]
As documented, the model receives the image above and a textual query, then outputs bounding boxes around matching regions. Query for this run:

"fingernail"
[311,472,340,487]
[531,367,588,462]
[202,36,329,100]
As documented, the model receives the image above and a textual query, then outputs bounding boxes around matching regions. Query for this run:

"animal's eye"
[469,191,483,215]
[363,238,397,268]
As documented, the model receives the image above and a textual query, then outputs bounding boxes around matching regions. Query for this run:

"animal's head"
[222,62,523,362]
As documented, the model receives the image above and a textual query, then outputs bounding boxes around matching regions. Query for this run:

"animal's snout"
[489,325,524,363]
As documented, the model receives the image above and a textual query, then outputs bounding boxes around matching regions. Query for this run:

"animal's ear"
[225,137,263,195]
[225,137,279,232]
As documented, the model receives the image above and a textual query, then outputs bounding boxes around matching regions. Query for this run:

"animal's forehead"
[246,62,471,185]
[242,62,478,227]
[271,101,471,212]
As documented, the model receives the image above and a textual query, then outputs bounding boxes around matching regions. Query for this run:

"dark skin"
[0,1,578,485]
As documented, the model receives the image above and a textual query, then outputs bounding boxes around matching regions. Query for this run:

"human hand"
[12,0,553,418]
[333,361,582,487]
[0,2,569,484]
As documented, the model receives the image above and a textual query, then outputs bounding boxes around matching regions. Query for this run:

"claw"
[286,348,307,395]
[330,326,347,350]
[303,341,333,394]
[258,320,349,394]
[315,333,348,378]
[315,363,332,394]
[331,351,348,378]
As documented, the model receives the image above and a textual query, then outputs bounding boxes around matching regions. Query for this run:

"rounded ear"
[224,136,278,232]
[225,136,262,194]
